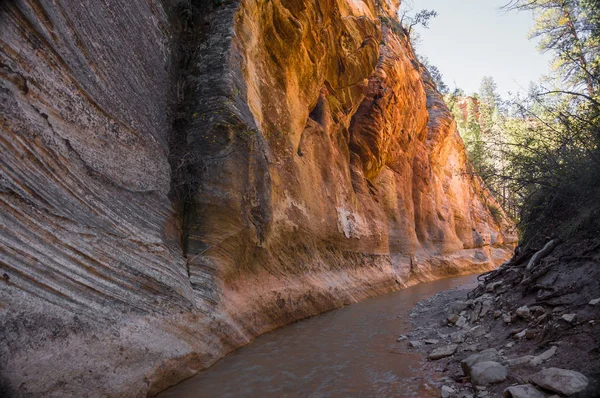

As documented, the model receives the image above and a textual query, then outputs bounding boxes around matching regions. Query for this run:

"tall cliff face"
[0,0,516,396]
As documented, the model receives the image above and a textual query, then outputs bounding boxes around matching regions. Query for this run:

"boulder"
[504,384,548,398]
[529,368,589,396]
[461,349,501,376]
[429,344,459,360]
[470,361,508,386]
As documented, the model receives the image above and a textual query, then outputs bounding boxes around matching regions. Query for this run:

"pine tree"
[505,0,600,97]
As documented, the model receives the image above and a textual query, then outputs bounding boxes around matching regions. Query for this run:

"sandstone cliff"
[0,0,515,396]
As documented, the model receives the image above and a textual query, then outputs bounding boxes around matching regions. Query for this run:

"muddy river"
[158,274,479,398]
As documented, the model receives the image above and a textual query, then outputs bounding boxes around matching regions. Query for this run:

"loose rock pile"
[401,280,598,397]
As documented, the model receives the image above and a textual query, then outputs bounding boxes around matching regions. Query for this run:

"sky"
[406,0,553,98]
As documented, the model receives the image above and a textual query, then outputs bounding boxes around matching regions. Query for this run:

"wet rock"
[461,349,501,376]
[529,368,589,395]
[429,344,459,360]
[589,298,600,306]
[530,346,557,366]
[504,384,548,398]
[470,361,508,386]
[441,385,456,398]
[561,314,576,323]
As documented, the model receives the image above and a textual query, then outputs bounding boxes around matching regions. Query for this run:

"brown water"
[158,275,478,398]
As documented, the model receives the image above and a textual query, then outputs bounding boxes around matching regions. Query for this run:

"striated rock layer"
[0,0,515,396]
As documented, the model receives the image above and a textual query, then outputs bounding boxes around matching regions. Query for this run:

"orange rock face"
[0,0,515,396]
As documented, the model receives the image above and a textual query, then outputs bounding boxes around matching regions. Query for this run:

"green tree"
[505,0,600,97]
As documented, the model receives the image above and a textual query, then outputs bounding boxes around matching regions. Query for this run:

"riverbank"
[404,248,600,397]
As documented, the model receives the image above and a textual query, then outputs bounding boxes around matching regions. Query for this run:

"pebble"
[589,298,600,305]
[409,340,423,348]
[516,306,531,319]
[529,367,589,395]
[506,355,534,367]
[455,316,468,328]
[504,384,548,398]
[424,339,440,345]
[451,331,466,344]
[429,344,458,360]
[471,326,486,338]
[514,329,527,339]
[530,346,557,366]
[397,335,408,342]
[441,385,456,398]
[561,314,576,323]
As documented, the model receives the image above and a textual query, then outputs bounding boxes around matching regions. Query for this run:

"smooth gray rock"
[504,384,548,398]
[424,339,440,345]
[462,349,501,376]
[506,355,535,367]
[441,385,456,398]
[589,298,600,305]
[530,346,557,366]
[470,361,508,386]
[561,314,576,323]
[529,368,589,395]
[429,344,459,360]
[409,340,423,348]
[455,316,468,328]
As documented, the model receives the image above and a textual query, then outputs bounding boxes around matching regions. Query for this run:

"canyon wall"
[0,0,515,396]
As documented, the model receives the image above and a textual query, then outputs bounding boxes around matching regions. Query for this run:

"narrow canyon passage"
[158,275,479,398]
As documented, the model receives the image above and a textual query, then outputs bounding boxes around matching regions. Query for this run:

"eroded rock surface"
[0,0,515,396]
